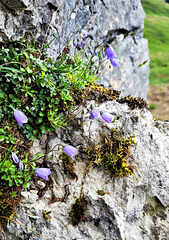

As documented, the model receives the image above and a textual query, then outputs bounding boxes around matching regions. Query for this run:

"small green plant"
[149,103,157,110]
[0,126,16,144]
[0,40,98,140]
[0,147,45,188]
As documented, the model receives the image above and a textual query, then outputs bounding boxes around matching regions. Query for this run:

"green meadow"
[141,0,169,85]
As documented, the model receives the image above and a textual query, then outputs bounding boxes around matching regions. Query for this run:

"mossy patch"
[43,210,52,220]
[70,84,120,106]
[117,96,148,110]
[83,129,136,178]
[97,190,110,196]
[0,179,21,226]
[60,152,78,180]
[70,196,87,226]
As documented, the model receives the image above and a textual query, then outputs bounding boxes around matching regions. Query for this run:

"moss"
[97,190,110,196]
[60,152,78,180]
[70,84,120,106]
[117,96,148,109]
[70,196,87,226]
[83,129,136,178]
[86,85,121,102]
[43,210,52,220]
[0,179,21,226]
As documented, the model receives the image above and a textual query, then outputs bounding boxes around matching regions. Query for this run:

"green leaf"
[23,182,30,189]
[9,181,13,187]
[0,135,5,141]
[26,67,33,73]
[39,112,44,117]
[138,59,148,68]
[11,191,18,198]
[0,66,25,74]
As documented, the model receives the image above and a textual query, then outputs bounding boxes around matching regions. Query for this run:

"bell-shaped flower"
[14,110,28,127]
[77,41,82,48]
[35,168,51,181]
[89,109,100,119]
[106,46,115,60]
[64,145,78,159]
[110,57,120,68]
[11,152,19,163]
[101,112,114,123]
[90,49,94,55]
[81,29,87,38]
[19,161,24,171]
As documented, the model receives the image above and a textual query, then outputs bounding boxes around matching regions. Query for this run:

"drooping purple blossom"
[101,112,113,123]
[11,152,19,163]
[14,110,28,127]
[90,49,94,55]
[19,161,24,171]
[64,145,78,159]
[81,29,87,38]
[106,46,115,60]
[77,41,82,48]
[110,57,120,68]
[89,109,100,119]
[35,168,51,181]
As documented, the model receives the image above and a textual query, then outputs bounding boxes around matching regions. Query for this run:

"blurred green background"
[141,0,169,86]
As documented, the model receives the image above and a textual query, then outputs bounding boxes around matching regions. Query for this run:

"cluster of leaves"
[0,125,16,144]
[0,40,98,140]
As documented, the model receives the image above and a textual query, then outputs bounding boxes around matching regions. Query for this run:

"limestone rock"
[5,99,169,240]
[0,0,149,98]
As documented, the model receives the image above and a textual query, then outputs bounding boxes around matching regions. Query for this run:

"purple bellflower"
[64,145,78,159]
[77,41,82,48]
[19,161,24,171]
[35,168,51,181]
[110,57,120,68]
[89,109,100,119]
[106,46,115,60]
[14,110,28,127]
[11,152,19,163]
[101,112,114,123]
[81,29,87,38]
[90,49,94,55]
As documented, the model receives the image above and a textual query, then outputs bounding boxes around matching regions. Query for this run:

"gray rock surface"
[5,99,169,240]
[0,0,149,98]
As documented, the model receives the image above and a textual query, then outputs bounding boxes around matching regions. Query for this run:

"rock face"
[5,99,169,240]
[0,0,149,98]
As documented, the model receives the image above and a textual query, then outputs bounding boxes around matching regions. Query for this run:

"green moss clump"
[70,197,87,226]
[84,129,136,178]
[60,152,78,180]
[117,96,148,109]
